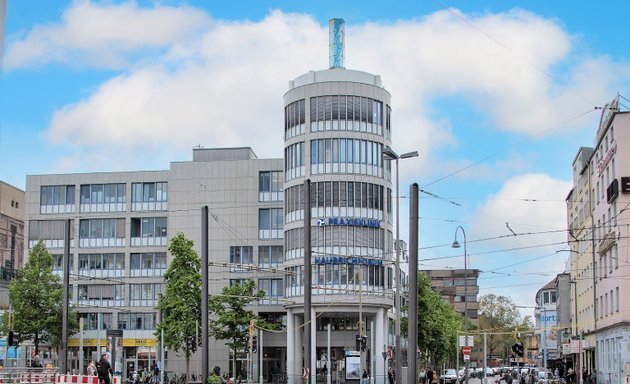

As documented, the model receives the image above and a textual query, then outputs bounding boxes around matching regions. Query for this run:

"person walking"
[98,352,113,384]
[427,369,434,384]
[419,368,427,384]
[388,368,395,384]
[362,370,369,384]
[87,361,97,376]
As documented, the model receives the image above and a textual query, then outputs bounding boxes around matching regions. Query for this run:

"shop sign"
[122,339,158,347]
[314,256,383,266]
[317,217,381,228]
[68,338,107,347]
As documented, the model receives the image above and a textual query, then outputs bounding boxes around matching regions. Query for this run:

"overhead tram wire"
[429,0,599,110]
[421,108,597,189]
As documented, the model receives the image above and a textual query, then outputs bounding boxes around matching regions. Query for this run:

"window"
[259,171,284,202]
[258,279,283,304]
[130,252,167,277]
[80,183,125,212]
[79,218,125,247]
[258,246,283,267]
[131,217,167,246]
[285,99,306,139]
[129,284,164,306]
[131,182,167,211]
[78,253,125,278]
[616,287,620,312]
[230,246,253,271]
[259,208,283,239]
[77,284,125,306]
[119,313,156,330]
[285,142,305,181]
[309,138,383,177]
[40,185,75,214]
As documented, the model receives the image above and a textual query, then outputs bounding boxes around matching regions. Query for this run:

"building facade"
[282,60,395,383]
[423,269,480,327]
[589,96,630,384]
[24,148,285,378]
[565,94,630,384]
[0,181,25,309]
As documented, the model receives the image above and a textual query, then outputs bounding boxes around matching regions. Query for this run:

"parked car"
[441,369,459,384]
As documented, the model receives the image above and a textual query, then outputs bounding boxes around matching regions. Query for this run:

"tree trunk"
[186,356,191,383]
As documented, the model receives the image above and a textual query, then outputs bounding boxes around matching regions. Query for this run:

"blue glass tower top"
[329,18,345,69]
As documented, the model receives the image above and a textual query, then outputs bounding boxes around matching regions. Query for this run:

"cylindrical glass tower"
[283,46,395,382]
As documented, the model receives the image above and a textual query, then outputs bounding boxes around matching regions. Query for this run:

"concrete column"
[287,309,295,384]
[311,308,317,384]
[375,308,385,384]
[295,315,303,384]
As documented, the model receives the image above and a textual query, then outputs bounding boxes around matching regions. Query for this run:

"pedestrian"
[388,368,394,384]
[98,352,113,384]
[427,369,434,384]
[419,368,427,384]
[362,370,369,384]
[321,364,327,376]
[87,361,96,376]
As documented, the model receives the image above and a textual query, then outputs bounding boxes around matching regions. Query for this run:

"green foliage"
[402,272,463,367]
[6,241,79,352]
[155,233,201,361]
[478,294,531,358]
[208,279,277,373]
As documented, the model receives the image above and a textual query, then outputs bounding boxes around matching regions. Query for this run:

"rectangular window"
[40,185,76,214]
[230,246,254,272]
[130,217,167,246]
[616,287,620,312]
[259,208,283,239]
[259,171,284,202]
[258,278,283,304]
[259,245,283,267]
[131,182,167,211]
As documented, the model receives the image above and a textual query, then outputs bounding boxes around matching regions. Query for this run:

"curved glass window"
[310,96,383,135]
[285,182,389,223]
[285,142,305,181]
[285,99,306,139]
[285,263,391,297]
[310,138,383,176]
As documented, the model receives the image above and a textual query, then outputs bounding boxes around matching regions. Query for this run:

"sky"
[2,0,630,319]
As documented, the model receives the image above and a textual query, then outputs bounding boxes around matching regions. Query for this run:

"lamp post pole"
[383,147,418,383]
[452,226,468,384]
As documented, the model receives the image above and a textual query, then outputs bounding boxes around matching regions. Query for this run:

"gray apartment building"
[25,148,284,377]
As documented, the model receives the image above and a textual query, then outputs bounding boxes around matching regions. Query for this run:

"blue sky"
[2,0,630,316]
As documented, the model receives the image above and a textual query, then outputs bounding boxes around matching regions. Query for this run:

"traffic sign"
[387,348,393,359]
[459,336,474,347]
[463,354,470,362]
[462,346,471,355]
[303,368,310,379]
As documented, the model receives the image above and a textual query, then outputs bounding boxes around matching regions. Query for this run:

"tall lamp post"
[451,226,468,384]
[383,147,418,382]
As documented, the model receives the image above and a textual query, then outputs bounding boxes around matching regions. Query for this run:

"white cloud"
[6,3,623,172]
[5,1,209,69]
[470,173,571,273]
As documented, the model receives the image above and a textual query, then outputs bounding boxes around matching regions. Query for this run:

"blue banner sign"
[314,256,383,266]
[317,217,381,228]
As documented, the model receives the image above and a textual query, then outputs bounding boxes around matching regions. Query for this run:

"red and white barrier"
[56,375,119,384]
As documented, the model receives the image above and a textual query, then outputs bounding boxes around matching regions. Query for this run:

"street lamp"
[383,146,418,382]
[451,226,468,384]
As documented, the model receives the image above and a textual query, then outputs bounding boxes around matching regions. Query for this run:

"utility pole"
[407,184,419,384]
[202,206,209,384]
[304,179,312,384]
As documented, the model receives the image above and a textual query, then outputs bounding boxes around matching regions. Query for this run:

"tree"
[5,241,79,353]
[478,294,532,361]
[208,279,277,377]
[403,272,463,368]
[155,233,201,381]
